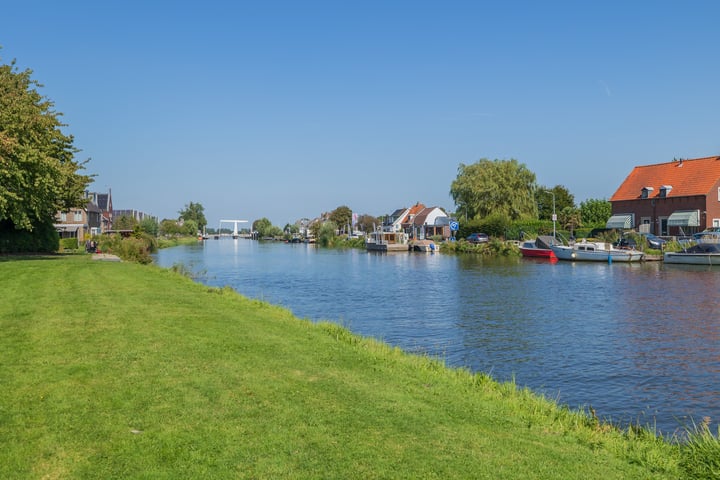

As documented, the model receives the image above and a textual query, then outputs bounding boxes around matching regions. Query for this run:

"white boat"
[409,239,436,252]
[663,243,720,265]
[551,241,644,262]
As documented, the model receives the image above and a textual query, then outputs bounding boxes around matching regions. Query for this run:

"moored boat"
[519,235,559,258]
[366,230,409,252]
[663,243,720,265]
[409,239,436,252]
[551,240,644,262]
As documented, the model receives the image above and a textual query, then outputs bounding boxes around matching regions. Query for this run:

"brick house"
[609,156,720,236]
[54,190,113,244]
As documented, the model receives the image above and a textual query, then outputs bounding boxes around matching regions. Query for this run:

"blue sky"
[4,1,720,228]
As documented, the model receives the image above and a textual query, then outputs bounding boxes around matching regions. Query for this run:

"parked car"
[466,232,489,244]
[693,227,720,240]
[614,232,667,250]
[638,232,667,249]
[613,236,637,249]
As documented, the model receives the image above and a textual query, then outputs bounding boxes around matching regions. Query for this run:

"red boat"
[519,235,558,259]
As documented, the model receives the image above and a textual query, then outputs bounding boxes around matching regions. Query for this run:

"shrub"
[0,219,59,254]
[59,238,79,251]
[317,221,338,247]
[97,233,155,264]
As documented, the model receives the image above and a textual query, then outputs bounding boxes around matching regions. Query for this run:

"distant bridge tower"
[219,219,249,238]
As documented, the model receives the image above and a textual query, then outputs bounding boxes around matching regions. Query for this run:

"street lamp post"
[544,189,556,239]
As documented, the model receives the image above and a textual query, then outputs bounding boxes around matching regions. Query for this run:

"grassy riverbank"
[0,255,715,478]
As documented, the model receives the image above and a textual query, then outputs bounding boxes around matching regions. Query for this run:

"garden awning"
[667,210,700,227]
[54,224,82,232]
[606,214,633,229]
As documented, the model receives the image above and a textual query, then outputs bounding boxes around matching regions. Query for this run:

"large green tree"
[0,58,91,232]
[329,205,352,234]
[580,198,611,225]
[450,159,538,221]
[536,185,575,221]
[178,201,206,230]
[252,217,273,237]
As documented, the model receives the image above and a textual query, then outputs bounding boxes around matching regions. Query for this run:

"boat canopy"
[606,214,633,229]
[684,243,720,254]
[667,210,700,227]
[535,235,560,249]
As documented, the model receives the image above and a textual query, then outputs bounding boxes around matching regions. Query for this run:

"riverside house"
[383,202,452,240]
[609,156,720,236]
[54,190,114,244]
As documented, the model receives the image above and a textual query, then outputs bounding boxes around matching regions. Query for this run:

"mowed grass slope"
[0,256,682,479]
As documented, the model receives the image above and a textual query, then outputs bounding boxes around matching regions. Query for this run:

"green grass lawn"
[0,255,711,479]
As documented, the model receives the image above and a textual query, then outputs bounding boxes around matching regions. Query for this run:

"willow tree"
[0,58,91,236]
[450,158,538,221]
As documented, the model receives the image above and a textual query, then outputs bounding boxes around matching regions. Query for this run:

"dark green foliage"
[458,213,511,239]
[0,219,59,253]
[329,205,352,232]
[508,220,554,240]
[536,185,575,220]
[178,201,206,230]
[0,58,91,231]
[441,238,519,256]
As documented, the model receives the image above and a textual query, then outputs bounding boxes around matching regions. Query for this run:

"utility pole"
[544,189,556,238]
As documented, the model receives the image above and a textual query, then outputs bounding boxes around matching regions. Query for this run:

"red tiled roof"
[611,156,720,201]
[401,203,426,223]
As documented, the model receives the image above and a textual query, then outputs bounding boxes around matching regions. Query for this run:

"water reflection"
[155,240,720,434]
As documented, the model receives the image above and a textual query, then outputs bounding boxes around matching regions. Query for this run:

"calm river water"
[155,239,720,436]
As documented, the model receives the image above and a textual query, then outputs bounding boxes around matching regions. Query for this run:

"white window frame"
[74,210,83,221]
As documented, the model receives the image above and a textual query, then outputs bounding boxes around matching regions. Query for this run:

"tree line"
[1,54,611,252]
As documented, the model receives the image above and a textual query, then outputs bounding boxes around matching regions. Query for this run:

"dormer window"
[659,185,672,198]
[641,186,654,199]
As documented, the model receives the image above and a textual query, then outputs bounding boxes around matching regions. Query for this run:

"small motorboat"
[519,235,559,258]
[663,242,720,265]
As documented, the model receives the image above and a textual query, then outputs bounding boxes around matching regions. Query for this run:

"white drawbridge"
[219,219,249,238]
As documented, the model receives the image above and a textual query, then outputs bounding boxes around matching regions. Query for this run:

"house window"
[641,186,654,199]
[74,210,83,221]
[660,185,672,198]
[718,187,720,201]
[60,212,67,221]
[714,219,720,228]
